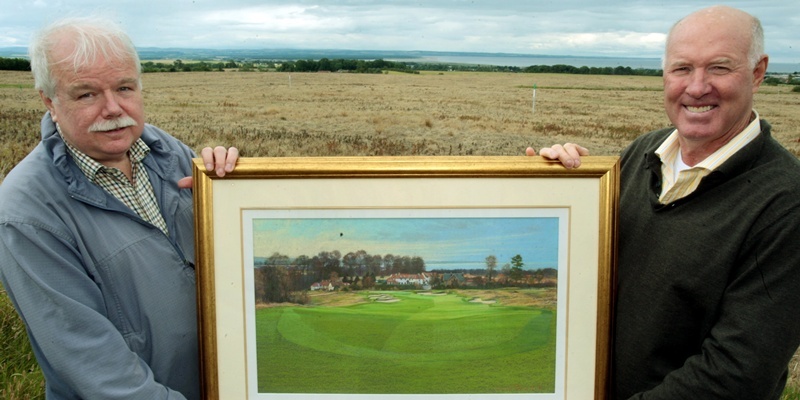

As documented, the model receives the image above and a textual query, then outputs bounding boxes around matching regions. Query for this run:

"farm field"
[1,69,799,398]
[1,69,799,180]
[255,290,557,394]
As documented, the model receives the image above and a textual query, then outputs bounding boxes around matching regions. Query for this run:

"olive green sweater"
[614,120,800,400]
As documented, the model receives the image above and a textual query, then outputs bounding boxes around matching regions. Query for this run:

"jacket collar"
[39,112,171,209]
[641,120,772,206]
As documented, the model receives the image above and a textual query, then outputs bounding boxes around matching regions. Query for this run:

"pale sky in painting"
[251,216,560,271]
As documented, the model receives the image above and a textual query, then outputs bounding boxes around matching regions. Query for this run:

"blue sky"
[251,217,560,271]
[0,1,797,64]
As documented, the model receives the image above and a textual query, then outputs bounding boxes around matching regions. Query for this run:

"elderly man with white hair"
[530,6,800,399]
[0,17,237,399]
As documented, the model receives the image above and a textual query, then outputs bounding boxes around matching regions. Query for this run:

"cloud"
[200,5,332,30]
[0,1,796,63]
[521,31,667,57]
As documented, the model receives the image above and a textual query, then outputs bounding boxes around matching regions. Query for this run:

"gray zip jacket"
[0,113,200,399]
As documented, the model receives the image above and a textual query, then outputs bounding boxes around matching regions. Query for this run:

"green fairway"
[255,291,557,394]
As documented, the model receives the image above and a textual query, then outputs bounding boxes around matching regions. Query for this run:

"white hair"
[29,16,142,99]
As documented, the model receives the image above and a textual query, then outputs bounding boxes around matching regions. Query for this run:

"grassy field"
[0,70,798,180]
[0,289,44,400]
[256,290,556,394]
[1,69,799,398]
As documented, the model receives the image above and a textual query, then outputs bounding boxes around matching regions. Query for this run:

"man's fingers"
[212,146,227,176]
[565,143,590,158]
[200,147,215,171]
[200,146,239,177]
[552,145,576,169]
[224,147,239,173]
[538,147,557,159]
[177,176,193,189]
[535,143,589,169]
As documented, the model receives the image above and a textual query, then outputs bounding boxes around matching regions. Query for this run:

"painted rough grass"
[256,291,556,394]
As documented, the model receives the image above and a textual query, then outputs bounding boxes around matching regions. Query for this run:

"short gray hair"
[747,18,765,68]
[29,16,142,99]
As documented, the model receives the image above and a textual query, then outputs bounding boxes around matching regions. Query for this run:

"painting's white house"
[310,281,334,291]
[385,273,430,286]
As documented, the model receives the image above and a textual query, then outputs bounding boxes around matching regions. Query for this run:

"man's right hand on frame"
[526,143,590,169]
[177,146,239,189]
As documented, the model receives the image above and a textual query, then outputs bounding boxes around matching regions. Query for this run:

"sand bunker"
[369,294,401,303]
[468,297,497,304]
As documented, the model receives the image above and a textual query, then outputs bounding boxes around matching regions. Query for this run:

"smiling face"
[41,35,144,171]
[662,6,767,161]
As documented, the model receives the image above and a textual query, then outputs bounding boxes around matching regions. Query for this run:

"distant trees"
[764,74,800,88]
[0,57,30,71]
[485,255,497,283]
[141,59,227,72]
[129,56,665,77]
[253,248,428,303]
[523,63,662,76]
[277,58,416,74]
[400,61,661,76]
[253,248,559,304]
[509,254,525,282]
[254,254,308,304]
[368,254,383,275]
[254,264,289,303]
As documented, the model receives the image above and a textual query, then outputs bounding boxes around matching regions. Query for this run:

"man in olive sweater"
[528,6,800,399]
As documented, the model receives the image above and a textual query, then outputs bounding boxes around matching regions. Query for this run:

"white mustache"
[89,117,137,132]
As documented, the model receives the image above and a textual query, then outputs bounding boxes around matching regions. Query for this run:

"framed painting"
[193,156,619,400]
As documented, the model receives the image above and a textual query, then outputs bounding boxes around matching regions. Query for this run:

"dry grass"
[0,289,44,400]
[1,69,799,397]
[140,71,674,157]
[306,290,370,307]
[790,351,800,398]
[451,288,557,310]
[1,70,798,167]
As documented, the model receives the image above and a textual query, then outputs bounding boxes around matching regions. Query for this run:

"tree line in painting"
[253,249,557,304]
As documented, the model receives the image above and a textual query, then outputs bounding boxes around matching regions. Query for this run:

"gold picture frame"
[193,156,619,400]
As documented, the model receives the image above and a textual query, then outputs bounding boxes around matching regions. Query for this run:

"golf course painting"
[242,208,568,399]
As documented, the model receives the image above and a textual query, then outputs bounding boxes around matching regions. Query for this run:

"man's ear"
[752,55,769,91]
[39,91,58,122]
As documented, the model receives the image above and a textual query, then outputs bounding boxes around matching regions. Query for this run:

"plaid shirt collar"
[57,125,150,183]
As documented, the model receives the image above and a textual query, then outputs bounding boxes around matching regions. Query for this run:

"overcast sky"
[0,1,797,63]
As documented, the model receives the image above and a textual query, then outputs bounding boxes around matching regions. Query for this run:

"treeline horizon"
[429,267,557,277]
[0,57,30,71]
[0,56,665,76]
[6,55,799,77]
[145,57,667,76]
[254,250,427,279]
[254,249,554,304]
[253,249,424,304]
